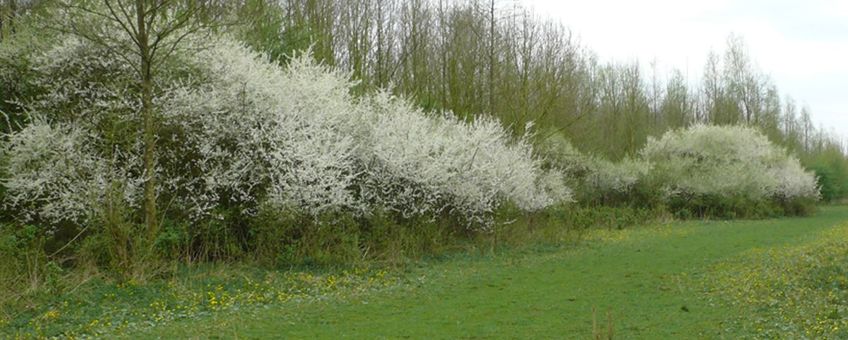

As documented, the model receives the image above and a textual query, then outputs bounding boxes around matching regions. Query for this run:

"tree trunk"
[135,0,158,243]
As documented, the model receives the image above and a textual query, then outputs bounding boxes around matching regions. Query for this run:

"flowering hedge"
[2,34,569,229]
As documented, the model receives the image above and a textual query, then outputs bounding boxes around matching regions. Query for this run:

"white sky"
[520,0,848,140]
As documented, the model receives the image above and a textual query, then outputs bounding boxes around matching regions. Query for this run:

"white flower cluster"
[3,120,141,225]
[357,93,570,225]
[641,124,820,201]
[29,37,140,123]
[3,35,569,228]
[160,38,360,219]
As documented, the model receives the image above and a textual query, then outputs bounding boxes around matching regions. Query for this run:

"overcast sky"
[521,0,847,139]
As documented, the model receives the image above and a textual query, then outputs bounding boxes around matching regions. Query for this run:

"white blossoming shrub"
[537,134,591,179]
[356,93,570,225]
[3,120,141,226]
[161,37,569,227]
[641,124,819,216]
[160,38,359,219]
[2,36,146,226]
[767,158,822,201]
[3,33,569,231]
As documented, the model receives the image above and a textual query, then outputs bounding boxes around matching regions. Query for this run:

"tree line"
[4,0,845,160]
[232,0,843,162]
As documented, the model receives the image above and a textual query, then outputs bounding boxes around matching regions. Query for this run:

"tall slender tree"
[56,0,225,245]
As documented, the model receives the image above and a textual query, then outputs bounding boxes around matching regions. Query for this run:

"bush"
[163,36,570,228]
[580,157,652,206]
[3,121,141,226]
[537,133,650,207]
[0,224,62,311]
[160,38,361,221]
[804,148,848,202]
[357,94,571,227]
[641,124,819,217]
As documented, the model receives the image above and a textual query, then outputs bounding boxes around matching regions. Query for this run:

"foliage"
[0,223,69,327]
[538,133,652,206]
[231,0,310,64]
[804,147,848,202]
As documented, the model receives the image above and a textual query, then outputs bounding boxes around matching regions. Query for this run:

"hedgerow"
[2,34,569,234]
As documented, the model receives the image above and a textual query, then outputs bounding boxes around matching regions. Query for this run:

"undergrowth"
[0,265,402,338]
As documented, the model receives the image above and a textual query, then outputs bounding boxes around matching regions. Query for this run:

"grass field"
[6,206,848,339]
[120,206,848,339]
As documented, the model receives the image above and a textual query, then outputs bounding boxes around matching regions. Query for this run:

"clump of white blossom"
[641,124,820,202]
[2,34,569,229]
[357,93,570,225]
[160,38,360,219]
[3,119,142,225]
[2,36,144,227]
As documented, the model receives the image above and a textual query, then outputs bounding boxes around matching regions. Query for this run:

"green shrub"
[805,148,848,202]
[0,224,63,313]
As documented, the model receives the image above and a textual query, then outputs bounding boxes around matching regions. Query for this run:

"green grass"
[6,206,848,338]
[122,206,848,339]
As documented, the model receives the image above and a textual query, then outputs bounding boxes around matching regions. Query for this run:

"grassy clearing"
[4,206,848,338]
[124,206,848,339]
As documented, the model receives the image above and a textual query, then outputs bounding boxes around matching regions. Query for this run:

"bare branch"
[103,0,141,47]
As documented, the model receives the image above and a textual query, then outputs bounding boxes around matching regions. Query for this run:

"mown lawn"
[123,206,848,339]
